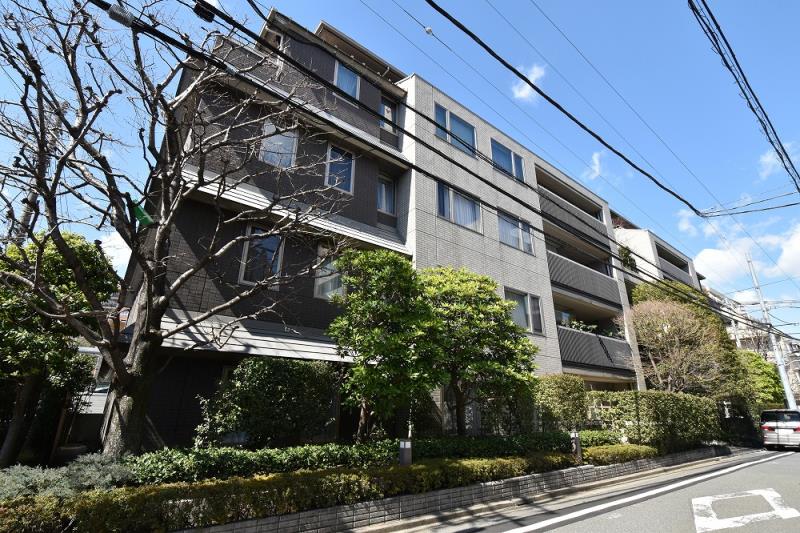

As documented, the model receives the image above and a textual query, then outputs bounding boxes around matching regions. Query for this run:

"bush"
[587,391,722,453]
[0,454,132,500]
[536,374,587,430]
[578,430,620,447]
[583,444,659,465]
[195,357,338,449]
[0,454,577,532]
[127,433,572,485]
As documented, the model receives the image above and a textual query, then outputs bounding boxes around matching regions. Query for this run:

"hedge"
[126,433,572,485]
[578,430,621,448]
[587,391,722,453]
[0,453,576,532]
[583,444,659,466]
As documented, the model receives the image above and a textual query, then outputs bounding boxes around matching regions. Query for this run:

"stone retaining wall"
[186,446,742,533]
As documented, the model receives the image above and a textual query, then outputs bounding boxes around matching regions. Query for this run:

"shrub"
[587,390,722,453]
[536,374,587,430]
[195,357,338,449]
[583,444,659,465]
[0,454,132,500]
[578,430,620,447]
[127,433,572,485]
[0,454,576,531]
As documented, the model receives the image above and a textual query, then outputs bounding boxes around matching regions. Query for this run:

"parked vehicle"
[760,409,800,449]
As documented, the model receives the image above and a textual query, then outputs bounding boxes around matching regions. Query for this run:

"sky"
[2,0,799,338]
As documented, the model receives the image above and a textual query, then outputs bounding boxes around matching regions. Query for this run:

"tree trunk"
[451,381,467,436]
[0,373,44,467]
[355,399,371,443]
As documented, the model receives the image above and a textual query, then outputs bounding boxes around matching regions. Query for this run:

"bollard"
[399,438,412,466]
[571,430,583,464]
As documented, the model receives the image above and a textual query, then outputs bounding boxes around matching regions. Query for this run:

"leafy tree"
[0,233,113,466]
[421,267,538,436]
[536,374,587,431]
[328,250,436,441]
[737,350,784,406]
[195,357,337,448]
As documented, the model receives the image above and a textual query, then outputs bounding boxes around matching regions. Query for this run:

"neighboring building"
[119,9,724,447]
[705,288,770,355]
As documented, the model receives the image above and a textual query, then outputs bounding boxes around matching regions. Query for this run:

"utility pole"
[747,253,797,409]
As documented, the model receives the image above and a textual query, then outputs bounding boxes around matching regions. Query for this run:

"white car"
[761,409,800,449]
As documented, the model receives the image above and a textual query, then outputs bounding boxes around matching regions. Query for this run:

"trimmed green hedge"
[587,391,722,453]
[0,454,576,532]
[578,430,621,448]
[583,444,659,466]
[126,433,572,485]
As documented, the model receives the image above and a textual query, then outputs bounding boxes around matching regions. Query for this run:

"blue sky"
[3,0,799,338]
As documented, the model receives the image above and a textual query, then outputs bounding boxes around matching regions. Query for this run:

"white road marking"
[692,488,800,532]
[502,451,793,533]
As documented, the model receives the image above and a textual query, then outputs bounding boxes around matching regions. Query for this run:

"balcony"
[547,251,622,307]
[557,326,635,372]
[658,258,695,287]
[539,188,608,241]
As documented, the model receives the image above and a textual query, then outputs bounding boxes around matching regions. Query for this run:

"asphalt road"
[412,450,800,533]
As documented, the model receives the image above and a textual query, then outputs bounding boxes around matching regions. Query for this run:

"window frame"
[377,176,396,215]
[505,288,530,331]
[313,244,344,300]
[380,97,397,133]
[504,288,545,335]
[334,60,360,102]
[497,211,535,255]
[490,138,525,181]
[259,118,298,169]
[436,181,482,233]
[238,224,285,287]
[325,143,356,194]
[433,103,477,157]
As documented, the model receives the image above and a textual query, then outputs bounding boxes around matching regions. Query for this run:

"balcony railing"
[557,326,634,372]
[658,258,695,287]
[539,188,608,241]
[547,251,622,307]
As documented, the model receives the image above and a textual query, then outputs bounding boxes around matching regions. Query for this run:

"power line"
[689,0,800,194]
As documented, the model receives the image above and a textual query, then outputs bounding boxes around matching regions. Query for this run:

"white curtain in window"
[499,215,520,248]
[522,224,533,253]
[453,192,479,230]
[336,63,359,98]
[507,292,529,329]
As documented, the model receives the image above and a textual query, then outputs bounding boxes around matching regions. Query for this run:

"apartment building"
[123,9,651,446]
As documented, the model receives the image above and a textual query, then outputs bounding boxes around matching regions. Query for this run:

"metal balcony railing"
[547,251,622,307]
[557,326,635,372]
[658,258,695,287]
[539,188,608,240]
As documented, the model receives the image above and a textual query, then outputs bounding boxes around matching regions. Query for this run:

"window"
[505,289,544,334]
[377,177,395,215]
[326,145,355,193]
[260,119,298,169]
[380,98,397,133]
[433,103,476,156]
[490,139,524,181]
[314,247,343,300]
[498,212,534,254]
[239,226,283,285]
[437,182,481,232]
[334,61,359,99]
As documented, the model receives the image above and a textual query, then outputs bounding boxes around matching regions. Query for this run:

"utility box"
[399,439,412,466]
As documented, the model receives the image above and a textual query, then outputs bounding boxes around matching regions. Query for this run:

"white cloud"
[694,237,755,287]
[581,150,604,181]
[100,232,131,274]
[757,142,798,181]
[763,223,800,278]
[511,64,546,102]
[732,289,759,304]
[676,209,698,237]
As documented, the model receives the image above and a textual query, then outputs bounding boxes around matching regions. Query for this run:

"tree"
[737,350,784,406]
[328,250,436,441]
[421,267,537,436]
[536,374,587,431]
[194,357,337,448]
[0,233,112,466]
[0,1,345,456]
[622,300,728,393]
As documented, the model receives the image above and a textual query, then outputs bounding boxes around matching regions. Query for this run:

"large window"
[239,226,283,285]
[326,145,355,193]
[437,182,481,232]
[505,289,544,334]
[260,119,298,169]
[380,98,397,133]
[377,177,395,215]
[490,139,524,181]
[314,247,343,300]
[498,212,534,254]
[434,103,476,156]
[334,61,359,99]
